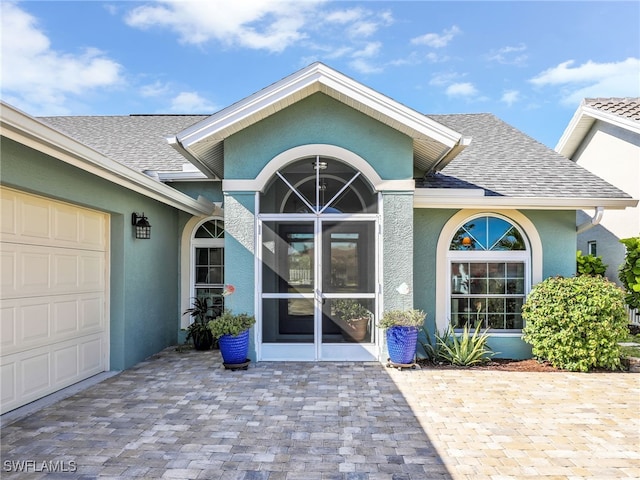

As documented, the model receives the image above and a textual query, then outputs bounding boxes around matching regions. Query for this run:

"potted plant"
[182,297,217,350]
[207,310,256,367]
[333,299,371,342]
[379,309,426,365]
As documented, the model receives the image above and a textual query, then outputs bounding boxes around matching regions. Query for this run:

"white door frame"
[256,213,381,361]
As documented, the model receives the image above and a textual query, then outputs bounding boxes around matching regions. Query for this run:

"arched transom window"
[448,215,529,331]
[260,157,377,214]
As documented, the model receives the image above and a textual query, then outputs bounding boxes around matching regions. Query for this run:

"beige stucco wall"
[573,121,640,240]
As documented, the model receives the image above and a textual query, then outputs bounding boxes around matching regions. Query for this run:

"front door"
[259,218,378,360]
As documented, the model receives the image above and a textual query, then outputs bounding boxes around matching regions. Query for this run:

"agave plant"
[436,321,496,366]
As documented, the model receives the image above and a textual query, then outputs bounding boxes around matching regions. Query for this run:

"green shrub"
[522,275,628,372]
[207,310,256,339]
[419,326,450,363]
[576,250,607,276]
[436,322,496,366]
[378,309,426,329]
[619,237,640,310]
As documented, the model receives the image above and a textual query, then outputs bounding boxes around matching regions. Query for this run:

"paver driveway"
[1,347,639,479]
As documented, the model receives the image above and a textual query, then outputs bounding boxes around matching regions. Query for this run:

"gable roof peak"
[169,63,465,179]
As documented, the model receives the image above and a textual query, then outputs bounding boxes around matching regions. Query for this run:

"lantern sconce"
[131,212,151,239]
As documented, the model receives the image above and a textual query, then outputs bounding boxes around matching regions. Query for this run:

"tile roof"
[584,98,640,121]
[38,111,630,200]
[38,115,208,172]
[419,113,631,199]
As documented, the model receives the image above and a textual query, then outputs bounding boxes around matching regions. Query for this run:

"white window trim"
[435,210,543,336]
[180,215,224,328]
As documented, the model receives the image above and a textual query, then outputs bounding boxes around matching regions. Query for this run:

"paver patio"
[1,347,639,479]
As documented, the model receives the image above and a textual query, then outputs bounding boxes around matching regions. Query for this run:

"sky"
[1,1,639,148]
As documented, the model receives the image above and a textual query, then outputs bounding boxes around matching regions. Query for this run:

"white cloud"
[169,92,218,113]
[411,26,461,48]
[486,44,527,66]
[429,72,463,87]
[325,7,393,39]
[446,82,478,97]
[501,90,520,106]
[125,0,324,53]
[140,81,171,98]
[530,57,640,105]
[0,2,124,114]
[348,58,383,74]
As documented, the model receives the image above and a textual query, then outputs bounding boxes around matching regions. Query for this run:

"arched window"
[448,215,529,331]
[260,157,377,214]
[192,218,225,318]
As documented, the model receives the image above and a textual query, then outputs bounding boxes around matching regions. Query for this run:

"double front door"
[259,218,379,361]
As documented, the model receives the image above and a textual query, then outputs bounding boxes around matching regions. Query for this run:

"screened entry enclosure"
[258,158,380,361]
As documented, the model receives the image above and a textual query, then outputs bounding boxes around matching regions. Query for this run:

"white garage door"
[1,187,109,414]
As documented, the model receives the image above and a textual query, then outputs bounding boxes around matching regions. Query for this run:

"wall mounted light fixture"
[131,212,151,239]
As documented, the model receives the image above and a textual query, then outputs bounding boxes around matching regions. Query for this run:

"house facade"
[1,64,635,414]
[555,98,640,284]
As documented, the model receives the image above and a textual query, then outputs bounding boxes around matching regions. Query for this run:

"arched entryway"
[257,156,381,361]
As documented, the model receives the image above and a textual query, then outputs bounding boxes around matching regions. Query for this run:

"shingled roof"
[38,114,207,173]
[38,110,630,202]
[419,113,631,199]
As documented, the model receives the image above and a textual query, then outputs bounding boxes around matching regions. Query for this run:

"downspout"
[576,206,604,234]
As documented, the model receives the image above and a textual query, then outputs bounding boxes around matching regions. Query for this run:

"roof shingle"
[584,98,640,121]
[420,113,631,199]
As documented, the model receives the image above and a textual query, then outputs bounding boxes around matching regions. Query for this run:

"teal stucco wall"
[225,93,414,181]
[413,208,577,359]
[1,138,183,370]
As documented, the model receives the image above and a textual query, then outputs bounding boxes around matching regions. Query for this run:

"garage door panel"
[21,352,51,396]
[53,300,79,335]
[1,306,16,348]
[54,345,79,383]
[3,243,105,297]
[1,188,106,251]
[1,363,16,406]
[79,255,105,289]
[1,190,17,235]
[79,214,106,249]
[20,201,51,240]
[80,337,104,373]
[80,297,104,329]
[0,187,108,415]
[2,294,105,356]
[21,303,50,343]
[22,251,50,290]
[54,208,79,243]
[1,333,105,413]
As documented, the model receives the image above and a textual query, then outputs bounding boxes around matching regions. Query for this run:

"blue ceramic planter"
[386,326,418,364]
[218,329,250,364]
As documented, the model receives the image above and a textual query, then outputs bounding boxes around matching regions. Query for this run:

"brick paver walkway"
[1,347,638,479]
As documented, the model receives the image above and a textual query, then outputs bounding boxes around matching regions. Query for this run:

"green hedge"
[619,237,640,310]
[522,275,627,372]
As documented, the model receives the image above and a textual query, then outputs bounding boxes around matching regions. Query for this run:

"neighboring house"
[555,98,640,285]
[1,63,636,414]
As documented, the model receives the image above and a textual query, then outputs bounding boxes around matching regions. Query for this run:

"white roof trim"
[555,101,640,158]
[0,102,212,216]
[169,63,470,180]
[176,62,462,153]
[414,189,637,210]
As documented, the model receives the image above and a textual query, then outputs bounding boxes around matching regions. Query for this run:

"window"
[448,216,529,331]
[588,241,597,256]
[193,219,225,319]
[260,157,377,214]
